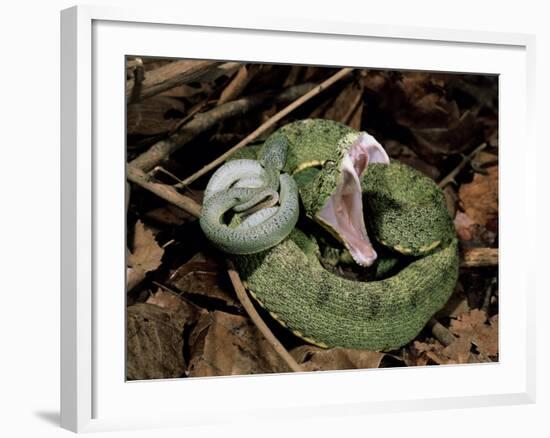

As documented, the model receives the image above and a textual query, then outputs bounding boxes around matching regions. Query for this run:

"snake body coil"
[200,138,299,254]
[202,119,459,351]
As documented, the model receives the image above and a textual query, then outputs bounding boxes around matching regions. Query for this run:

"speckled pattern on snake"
[200,118,459,351]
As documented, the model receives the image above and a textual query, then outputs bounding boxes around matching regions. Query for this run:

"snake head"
[259,134,289,172]
[301,132,389,267]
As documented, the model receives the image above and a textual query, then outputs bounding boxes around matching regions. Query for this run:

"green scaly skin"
[200,138,300,254]
[230,119,459,351]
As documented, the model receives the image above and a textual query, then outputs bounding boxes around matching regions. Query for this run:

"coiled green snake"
[200,119,459,351]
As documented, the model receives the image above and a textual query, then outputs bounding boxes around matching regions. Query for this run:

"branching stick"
[177,68,354,187]
[128,83,315,172]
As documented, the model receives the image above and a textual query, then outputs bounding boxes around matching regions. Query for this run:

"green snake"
[200,119,459,351]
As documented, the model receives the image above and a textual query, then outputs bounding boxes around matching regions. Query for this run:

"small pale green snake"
[200,137,300,254]
[201,119,459,351]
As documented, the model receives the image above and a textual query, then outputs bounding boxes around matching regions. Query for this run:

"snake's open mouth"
[317,133,390,267]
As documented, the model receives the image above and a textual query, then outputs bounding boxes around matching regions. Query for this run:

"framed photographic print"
[60,4,536,433]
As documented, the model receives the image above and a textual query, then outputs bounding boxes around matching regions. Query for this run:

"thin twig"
[151,166,186,185]
[129,83,315,172]
[438,143,487,188]
[227,260,303,373]
[127,166,202,218]
[177,67,354,188]
[167,100,211,136]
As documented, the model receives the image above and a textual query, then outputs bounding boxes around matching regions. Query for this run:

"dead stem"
[127,166,202,218]
[427,318,456,346]
[227,260,303,373]
[438,143,487,188]
[460,247,498,268]
[151,166,186,185]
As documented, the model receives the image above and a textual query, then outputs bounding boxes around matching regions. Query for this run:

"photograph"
[1,0,543,435]
[125,58,499,380]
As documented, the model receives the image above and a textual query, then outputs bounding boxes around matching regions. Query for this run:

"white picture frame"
[60,4,536,433]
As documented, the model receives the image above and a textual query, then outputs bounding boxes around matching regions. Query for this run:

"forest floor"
[125,59,498,379]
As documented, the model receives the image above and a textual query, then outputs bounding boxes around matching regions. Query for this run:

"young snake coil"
[201,119,459,351]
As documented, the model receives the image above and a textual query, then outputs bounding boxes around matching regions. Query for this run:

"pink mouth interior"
[317,133,389,267]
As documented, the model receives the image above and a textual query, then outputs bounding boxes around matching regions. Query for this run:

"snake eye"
[323,160,336,169]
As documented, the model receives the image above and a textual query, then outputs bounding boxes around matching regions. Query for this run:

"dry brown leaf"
[145,289,205,319]
[458,166,498,231]
[412,339,472,365]
[396,72,458,128]
[445,75,498,113]
[412,340,449,365]
[454,211,478,241]
[409,110,480,157]
[127,96,185,136]
[128,220,164,273]
[413,341,449,366]
[441,337,473,364]
[187,311,290,377]
[450,309,498,357]
[146,289,184,311]
[168,252,240,309]
[454,211,496,245]
[412,309,498,365]
[127,303,188,380]
[364,71,483,159]
[291,345,388,371]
